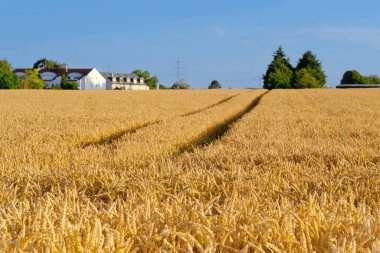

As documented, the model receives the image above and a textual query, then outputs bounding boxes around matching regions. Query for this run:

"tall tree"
[208,80,222,89]
[295,51,326,87]
[33,58,65,69]
[20,69,45,89]
[0,59,19,89]
[263,47,294,89]
[266,62,293,89]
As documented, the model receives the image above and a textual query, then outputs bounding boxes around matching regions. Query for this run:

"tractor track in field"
[78,93,241,148]
[174,90,270,154]
[78,121,160,148]
[180,93,240,117]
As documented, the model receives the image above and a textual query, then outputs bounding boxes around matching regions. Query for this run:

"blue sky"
[2,0,380,88]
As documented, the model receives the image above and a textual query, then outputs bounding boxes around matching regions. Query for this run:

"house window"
[116,77,120,82]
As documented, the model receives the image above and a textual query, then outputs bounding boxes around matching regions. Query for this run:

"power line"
[171,57,187,83]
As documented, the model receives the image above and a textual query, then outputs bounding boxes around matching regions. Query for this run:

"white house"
[13,68,149,90]
[100,72,149,90]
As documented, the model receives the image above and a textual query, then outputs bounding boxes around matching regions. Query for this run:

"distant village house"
[13,68,149,90]
[100,72,147,90]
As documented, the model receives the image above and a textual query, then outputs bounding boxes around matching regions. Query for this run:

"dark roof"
[100,72,138,80]
[13,68,32,73]
[14,68,93,76]
[39,68,93,76]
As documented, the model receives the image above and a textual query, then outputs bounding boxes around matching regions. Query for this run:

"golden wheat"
[0,89,379,252]
[0,89,240,169]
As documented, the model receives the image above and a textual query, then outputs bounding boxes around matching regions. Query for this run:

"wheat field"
[0,89,379,252]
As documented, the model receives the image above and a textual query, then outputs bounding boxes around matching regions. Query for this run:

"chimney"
[65,64,68,73]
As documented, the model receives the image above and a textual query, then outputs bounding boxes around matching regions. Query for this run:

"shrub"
[61,74,78,90]
[0,59,20,89]
[20,69,45,89]
[293,68,320,88]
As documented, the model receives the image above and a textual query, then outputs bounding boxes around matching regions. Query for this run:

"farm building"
[13,68,149,90]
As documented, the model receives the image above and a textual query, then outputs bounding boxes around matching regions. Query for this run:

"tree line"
[341,70,380,85]
[2,53,378,90]
[263,47,327,89]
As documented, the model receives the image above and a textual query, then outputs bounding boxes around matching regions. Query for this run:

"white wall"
[78,68,108,90]
[126,84,150,91]
[111,83,149,90]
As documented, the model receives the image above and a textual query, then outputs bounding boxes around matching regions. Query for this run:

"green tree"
[33,58,65,69]
[266,62,293,89]
[208,80,222,89]
[171,79,190,89]
[341,70,380,84]
[295,51,326,87]
[132,70,163,89]
[293,68,320,88]
[20,69,45,89]
[340,70,364,84]
[60,74,78,90]
[263,47,294,89]
[146,76,159,89]
[0,59,20,89]
[363,75,380,84]
[132,70,150,80]
[159,84,168,89]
